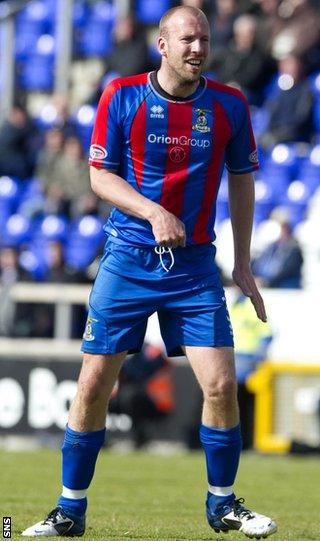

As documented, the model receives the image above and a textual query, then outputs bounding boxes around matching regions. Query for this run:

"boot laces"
[43,507,64,525]
[233,498,254,521]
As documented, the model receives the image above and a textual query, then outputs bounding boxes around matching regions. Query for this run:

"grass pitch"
[1,448,319,540]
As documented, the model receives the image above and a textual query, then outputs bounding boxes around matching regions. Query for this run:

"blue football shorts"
[81,239,234,356]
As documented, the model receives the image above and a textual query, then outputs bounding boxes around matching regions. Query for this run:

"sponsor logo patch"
[90,144,108,161]
[169,146,186,163]
[150,104,165,119]
[248,149,258,164]
[147,133,210,148]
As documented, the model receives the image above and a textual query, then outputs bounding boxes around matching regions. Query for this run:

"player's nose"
[191,39,205,55]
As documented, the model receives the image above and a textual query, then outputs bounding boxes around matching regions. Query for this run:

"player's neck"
[157,67,200,98]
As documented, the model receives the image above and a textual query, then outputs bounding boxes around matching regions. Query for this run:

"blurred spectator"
[0,104,40,180]
[259,54,315,149]
[35,127,64,191]
[0,246,32,336]
[208,0,238,70]
[48,94,79,138]
[180,0,214,16]
[211,14,276,104]
[109,343,175,448]
[270,0,320,73]
[37,135,94,217]
[90,14,152,104]
[252,212,304,288]
[28,240,91,339]
[231,288,273,449]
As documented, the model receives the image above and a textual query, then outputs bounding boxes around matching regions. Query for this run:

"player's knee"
[77,376,109,406]
[203,376,237,404]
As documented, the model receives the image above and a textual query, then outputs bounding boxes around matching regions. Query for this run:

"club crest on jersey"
[90,144,108,161]
[83,317,98,341]
[193,109,211,133]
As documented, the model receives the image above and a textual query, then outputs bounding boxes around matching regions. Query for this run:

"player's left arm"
[228,172,267,322]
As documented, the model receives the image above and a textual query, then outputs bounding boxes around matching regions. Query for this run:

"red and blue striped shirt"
[89,71,258,246]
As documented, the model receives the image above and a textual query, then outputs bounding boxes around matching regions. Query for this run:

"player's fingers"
[250,290,267,322]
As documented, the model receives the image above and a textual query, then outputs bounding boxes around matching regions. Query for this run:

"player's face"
[159,14,210,85]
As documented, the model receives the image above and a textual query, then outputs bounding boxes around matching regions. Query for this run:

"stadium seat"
[216,180,229,223]
[15,0,53,36]
[65,215,104,268]
[19,50,54,91]
[1,214,32,246]
[74,105,96,151]
[254,180,276,223]
[280,180,310,226]
[0,176,20,208]
[33,215,69,243]
[19,248,48,281]
[77,2,116,57]
[136,0,173,24]
[260,144,299,197]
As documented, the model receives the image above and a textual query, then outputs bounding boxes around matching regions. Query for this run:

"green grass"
[1,449,319,540]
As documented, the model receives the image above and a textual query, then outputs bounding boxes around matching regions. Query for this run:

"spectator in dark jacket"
[252,216,303,288]
[259,54,315,149]
[0,104,39,180]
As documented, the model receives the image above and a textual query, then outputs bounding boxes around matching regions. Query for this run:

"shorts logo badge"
[83,317,98,341]
[90,144,108,160]
[193,108,211,133]
[249,149,258,164]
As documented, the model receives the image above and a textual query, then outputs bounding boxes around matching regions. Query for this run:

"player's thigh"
[78,352,127,397]
[158,285,234,356]
[184,346,236,394]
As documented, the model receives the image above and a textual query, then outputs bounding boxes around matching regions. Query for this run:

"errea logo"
[150,105,164,119]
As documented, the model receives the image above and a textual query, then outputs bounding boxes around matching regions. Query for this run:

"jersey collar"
[149,71,207,103]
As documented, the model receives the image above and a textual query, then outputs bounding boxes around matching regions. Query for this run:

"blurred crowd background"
[0,0,320,339]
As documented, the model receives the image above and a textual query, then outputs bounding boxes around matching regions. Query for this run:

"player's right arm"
[90,166,186,248]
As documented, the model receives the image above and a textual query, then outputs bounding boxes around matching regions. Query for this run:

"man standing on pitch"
[23,6,277,539]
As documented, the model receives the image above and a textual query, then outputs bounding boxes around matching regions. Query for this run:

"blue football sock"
[199,423,242,507]
[57,425,106,517]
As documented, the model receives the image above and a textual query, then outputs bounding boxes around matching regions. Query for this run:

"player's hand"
[149,206,186,248]
[232,265,267,322]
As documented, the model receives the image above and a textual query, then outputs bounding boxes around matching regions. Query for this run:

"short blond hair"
[159,6,208,38]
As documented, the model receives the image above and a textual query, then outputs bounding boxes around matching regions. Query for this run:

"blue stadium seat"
[260,144,299,196]
[280,180,310,226]
[297,159,320,195]
[77,2,116,57]
[19,248,48,281]
[19,50,54,91]
[74,105,96,152]
[65,215,104,269]
[0,176,21,226]
[0,176,20,208]
[78,22,113,57]
[15,0,53,35]
[33,215,69,243]
[254,180,276,223]
[216,180,229,223]
[312,73,320,137]
[136,0,173,24]
[1,214,32,246]
[250,107,269,139]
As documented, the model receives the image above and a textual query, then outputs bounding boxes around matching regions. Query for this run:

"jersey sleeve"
[89,80,122,171]
[225,95,259,175]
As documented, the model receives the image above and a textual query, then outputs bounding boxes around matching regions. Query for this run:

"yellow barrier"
[247,362,320,453]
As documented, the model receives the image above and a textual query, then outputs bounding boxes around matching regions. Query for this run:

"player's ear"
[157,36,167,58]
